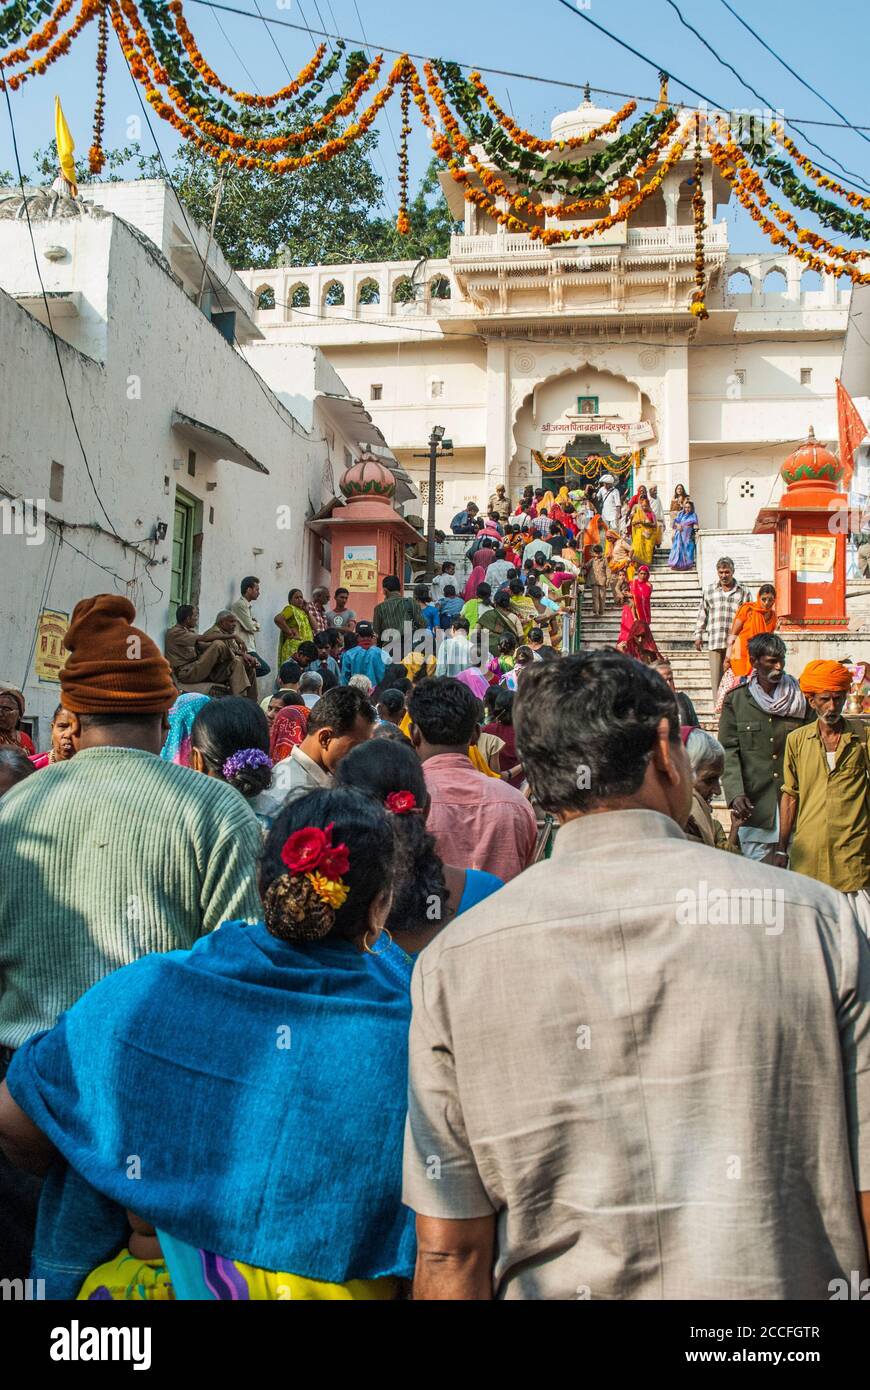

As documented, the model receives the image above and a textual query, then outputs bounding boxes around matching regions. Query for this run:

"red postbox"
[753,428,847,630]
[306,451,421,623]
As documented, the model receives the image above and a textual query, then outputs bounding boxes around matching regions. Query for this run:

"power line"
[554,0,870,197]
[664,0,870,192]
[720,0,870,150]
[184,0,870,129]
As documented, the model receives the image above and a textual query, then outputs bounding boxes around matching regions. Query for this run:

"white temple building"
[238,93,851,564]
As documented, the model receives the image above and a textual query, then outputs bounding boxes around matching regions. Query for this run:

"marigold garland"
[88,0,107,172]
[166,0,326,109]
[775,125,870,211]
[0,0,101,90]
[396,71,411,234]
[707,129,870,285]
[0,0,77,68]
[115,0,384,154]
[690,116,708,320]
[468,69,636,152]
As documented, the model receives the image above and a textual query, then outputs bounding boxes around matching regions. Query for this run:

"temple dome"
[550,85,618,148]
[339,449,396,503]
[781,426,843,488]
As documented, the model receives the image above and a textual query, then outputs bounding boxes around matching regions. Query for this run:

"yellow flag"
[54,95,77,196]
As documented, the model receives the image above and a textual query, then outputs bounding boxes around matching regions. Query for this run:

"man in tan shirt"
[403,650,870,1300]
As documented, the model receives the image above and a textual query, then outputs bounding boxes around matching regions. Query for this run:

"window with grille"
[419,481,445,504]
[430,380,444,399]
[800,368,812,385]
[734,369,746,385]
[739,479,756,498]
[370,384,383,401]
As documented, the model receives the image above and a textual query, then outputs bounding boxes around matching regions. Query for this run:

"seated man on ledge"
[164,604,256,698]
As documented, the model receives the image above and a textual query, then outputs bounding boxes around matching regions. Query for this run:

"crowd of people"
[0,469,869,1303]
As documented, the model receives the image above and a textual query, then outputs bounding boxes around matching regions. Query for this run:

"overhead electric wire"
[665,0,870,191]
[554,0,870,197]
[720,0,870,150]
[183,0,870,130]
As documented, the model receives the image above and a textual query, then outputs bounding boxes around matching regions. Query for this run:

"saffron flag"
[836,378,867,490]
[54,95,77,196]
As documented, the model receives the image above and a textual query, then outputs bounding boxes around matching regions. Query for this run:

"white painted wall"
[0,211,332,747]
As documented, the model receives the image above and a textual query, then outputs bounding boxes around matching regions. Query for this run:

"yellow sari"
[278,603,312,666]
[630,505,657,567]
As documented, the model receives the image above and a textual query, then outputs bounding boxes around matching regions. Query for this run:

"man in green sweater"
[0,594,263,1277]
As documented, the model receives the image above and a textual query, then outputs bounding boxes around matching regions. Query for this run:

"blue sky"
[3,0,869,254]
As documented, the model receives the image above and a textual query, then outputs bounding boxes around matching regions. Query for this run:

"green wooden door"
[170,491,196,610]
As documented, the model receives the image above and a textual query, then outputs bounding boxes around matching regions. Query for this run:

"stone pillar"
[658,341,691,510]
[662,170,681,229]
[484,339,511,504]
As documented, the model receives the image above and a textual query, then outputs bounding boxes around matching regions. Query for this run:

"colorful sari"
[582,512,608,563]
[668,508,698,570]
[617,578,661,663]
[729,600,777,678]
[269,704,308,761]
[278,604,313,666]
[630,503,658,567]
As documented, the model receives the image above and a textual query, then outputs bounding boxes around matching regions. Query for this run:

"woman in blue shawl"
[668,497,699,570]
[0,790,415,1300]
[160,691,210,766]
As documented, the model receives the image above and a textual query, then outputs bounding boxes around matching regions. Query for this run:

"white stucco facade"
[0,183,394,746]
[237,100,852,532]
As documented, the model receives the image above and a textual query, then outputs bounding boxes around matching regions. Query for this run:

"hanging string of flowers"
[115,0,383,154]
[0,0,101,90]
[0,0,78,68]
[706,128,870,284]
[743,134,870,243]
[396,70,411,234]
[690,115,708,319]
[773,125,870,210]
[467,69,636,152]
[88,0,107,172]
[165,0,326,109]
[532,450,638,478]
[139,0,344,129]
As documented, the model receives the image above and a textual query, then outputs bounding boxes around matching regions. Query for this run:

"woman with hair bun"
[0,788,415,1300]
[336,738,502,971]
[189,696,273,802]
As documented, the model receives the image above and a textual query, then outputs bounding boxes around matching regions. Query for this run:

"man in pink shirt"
[407,678,537,882]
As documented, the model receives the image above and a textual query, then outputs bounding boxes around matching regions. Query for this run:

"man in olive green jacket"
[719,632,813,862]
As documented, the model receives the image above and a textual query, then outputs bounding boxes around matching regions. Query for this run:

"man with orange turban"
[776,659,870,893]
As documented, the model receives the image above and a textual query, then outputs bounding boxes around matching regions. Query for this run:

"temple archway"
[511,362,657,501]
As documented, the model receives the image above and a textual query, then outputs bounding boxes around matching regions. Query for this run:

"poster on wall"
[339,544,378,593]
[34,608,69,682]
[790,535,835,584]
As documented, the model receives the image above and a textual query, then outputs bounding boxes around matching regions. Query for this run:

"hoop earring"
[363,927,393,956]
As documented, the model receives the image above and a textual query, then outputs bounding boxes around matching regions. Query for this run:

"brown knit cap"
[61,595,177,715]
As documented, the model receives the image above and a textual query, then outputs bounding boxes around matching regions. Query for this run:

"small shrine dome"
[550,84,619,148]
[339,449,396,503]
[780,426,843,488]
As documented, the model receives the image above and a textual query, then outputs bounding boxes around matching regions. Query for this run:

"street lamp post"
[414,425,452,580]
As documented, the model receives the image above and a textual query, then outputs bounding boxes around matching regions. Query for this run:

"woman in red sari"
[616,566,662,664]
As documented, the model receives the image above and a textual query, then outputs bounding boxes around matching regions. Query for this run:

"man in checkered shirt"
[694,556,750,698]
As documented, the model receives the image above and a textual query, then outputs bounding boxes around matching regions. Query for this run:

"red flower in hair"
[281,823,350,878]
[385,791,417,815]
[281,826,328,873]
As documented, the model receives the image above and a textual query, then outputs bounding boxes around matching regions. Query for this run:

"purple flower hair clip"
[222,748,273,780]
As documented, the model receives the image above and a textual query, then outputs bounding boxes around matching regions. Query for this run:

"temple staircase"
[579,549,717,728]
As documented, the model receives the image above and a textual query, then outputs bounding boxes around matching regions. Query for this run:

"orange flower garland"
[166,0,326,109]
[0,0,102,90]
[707,130,870,285]
[0,0,78,68]
[690,115,708,319]
[774,124,870,212]
[396,72,411,234]
[88,0,108,173]
[115,0,384,154]
[468,70,636,153]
